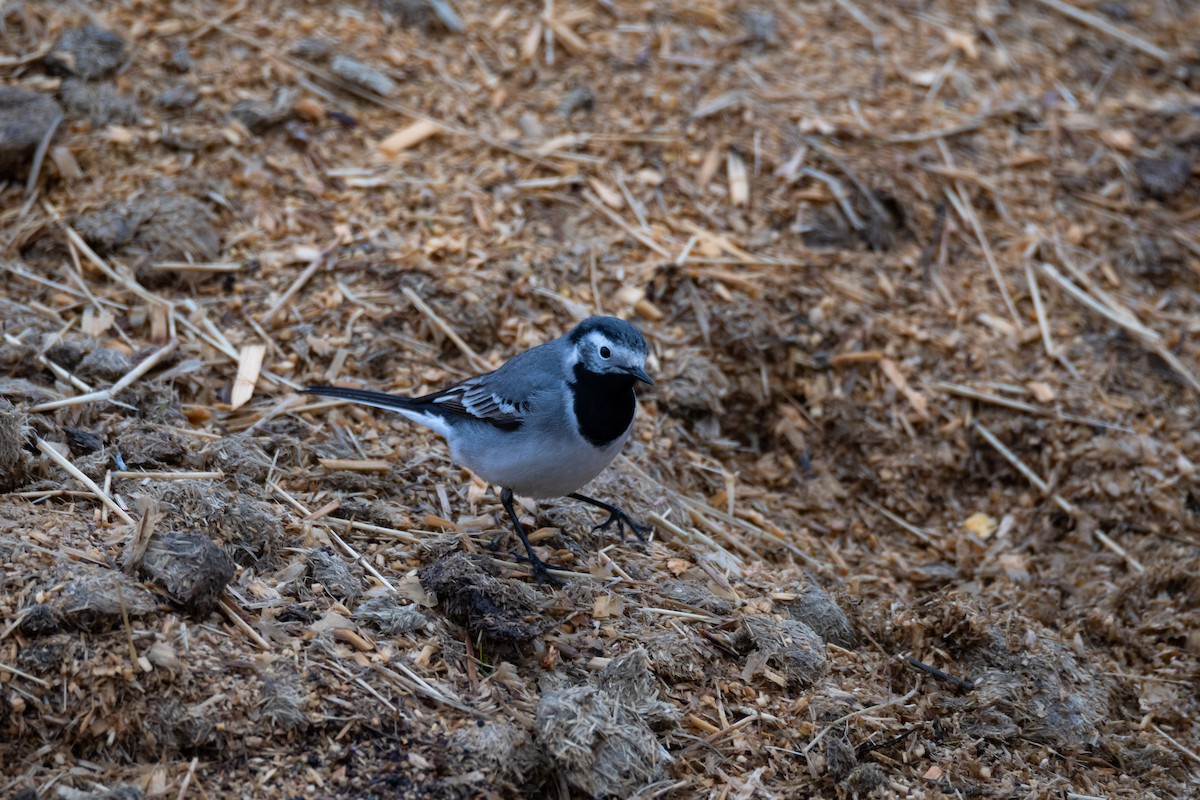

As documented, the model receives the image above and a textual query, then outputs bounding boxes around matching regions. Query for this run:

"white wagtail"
[304,316,654,584]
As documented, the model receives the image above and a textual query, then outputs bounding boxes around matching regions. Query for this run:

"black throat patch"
[570,363,637,447]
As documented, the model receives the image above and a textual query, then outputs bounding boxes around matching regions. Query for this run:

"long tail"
[303,385,454,439]
[303,385,420,413]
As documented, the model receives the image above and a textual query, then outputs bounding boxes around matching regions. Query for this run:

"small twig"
[402,287,492,372]
[800,166,864,230]
[375,662,486,718]
[35,437,136,527]
[174,312,300,391]
[0,661,51,688]
[3,332,92,393]
[637,607,723,623]
[44,201,164,307]
[151,261,244,273]
[122,501,159,573]
[885,103,1025,144]
[29,338,178,412]
[804,688,919,753]
[1151,723,1200,766]
[945,184,1020,327]
[859,496,939,547]
[904,656,975,691]
[805,138,890,223]
[186,0,249,40]
[973,422,1144,572]
[24,110,62,199]
[1039,262,1152,337]
[1038,262,1200,395]
[261,245,336,325]
[218,593,271,650]
[1025,261,1056,359]
[583,189,673,257]
[832,0,884,49]
[488,556,600,583]
[272,484,398,592]
[175,756,200,800]
[1030,0,1171,63]
[113,471,224,480]
[932,382,1132,432]
[854,727,918,758]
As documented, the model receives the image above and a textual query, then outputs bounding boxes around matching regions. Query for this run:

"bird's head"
[567,316,653,385]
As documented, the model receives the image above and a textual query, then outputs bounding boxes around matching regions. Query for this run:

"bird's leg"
[501,487,564,586]
[567,493,651,543]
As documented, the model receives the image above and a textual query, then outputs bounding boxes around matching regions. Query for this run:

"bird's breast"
[569,366,637,447]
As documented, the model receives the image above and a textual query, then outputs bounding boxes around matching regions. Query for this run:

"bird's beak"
[626,366,654,385]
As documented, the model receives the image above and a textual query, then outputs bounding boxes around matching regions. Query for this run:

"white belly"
[451,425,630,499]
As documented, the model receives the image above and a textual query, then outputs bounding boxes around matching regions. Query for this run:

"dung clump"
[1135,152,1193,200]
[45,24,126,80]
[0,87,63,179]
[200,433,281,487]
[258,666,308,731]
[353,594,429,635]
[308,546,363,600]
[148,480,285,566]
[113,420,186,467]
[0,399,33,492]
[448,721,545,793]
[44,564,160,632]
[781,583,858,648]
[646,630,706,684]
[75,346,133,382]
[230,89,295,133]
[418,551,544,643]
[659,578,734,615]
[536,652,673,798]
[59,80,139,126]
[736,614,829,688]
[597,649,680,730]
[841,763,885,795]
[959,663,1108,747]
[892,594,1115,748]
[18,603,62,636]
[141,531,235,616]
[74,192,220,275]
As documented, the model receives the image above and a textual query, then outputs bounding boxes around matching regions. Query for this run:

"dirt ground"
[2,0,1199,797]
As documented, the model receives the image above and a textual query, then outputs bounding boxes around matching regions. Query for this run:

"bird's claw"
[515,552,566,586]
[592,510,651,544]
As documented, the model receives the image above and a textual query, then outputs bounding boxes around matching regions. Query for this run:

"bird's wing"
[421,373,533,431]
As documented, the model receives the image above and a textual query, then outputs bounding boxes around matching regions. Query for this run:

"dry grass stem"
[261,246,335,325]
[35,437,136,527]
[973,422,1144,572]
[1030,0,1171,62]
[402,287,492,371]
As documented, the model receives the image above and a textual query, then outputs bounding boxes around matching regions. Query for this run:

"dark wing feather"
[307,368,534,432]
[418,376,527,430]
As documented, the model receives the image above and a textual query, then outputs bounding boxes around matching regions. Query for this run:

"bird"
[303,316,654,585]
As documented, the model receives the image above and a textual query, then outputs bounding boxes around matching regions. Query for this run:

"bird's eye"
[599,346,612,359]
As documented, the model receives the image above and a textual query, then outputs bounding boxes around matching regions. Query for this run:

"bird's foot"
[592,508,652,544]
[515,552,566,586]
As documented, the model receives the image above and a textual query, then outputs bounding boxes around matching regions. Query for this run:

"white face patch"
[576,331,644,374]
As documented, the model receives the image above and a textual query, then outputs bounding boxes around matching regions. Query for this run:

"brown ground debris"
[3,1,1200,798]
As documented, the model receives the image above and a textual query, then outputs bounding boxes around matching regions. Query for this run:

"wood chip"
[879,358,931,420]
[317,458,392,473]
[379,119,443,157]
[230,343,266,410]
[726,147,749,206]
